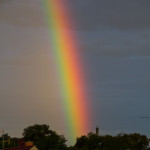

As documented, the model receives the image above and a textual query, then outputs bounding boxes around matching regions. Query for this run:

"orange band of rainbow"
[43,0,90,144]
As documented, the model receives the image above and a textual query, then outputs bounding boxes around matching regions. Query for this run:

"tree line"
[0,124,150,150]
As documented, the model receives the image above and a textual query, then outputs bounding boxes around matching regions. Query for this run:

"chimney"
[96,127,99,136]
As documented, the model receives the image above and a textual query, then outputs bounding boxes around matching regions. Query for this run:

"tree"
[0,133,18,149]
[0,133,10,148]
[75,132,102,150]
[101,133,149,150]
[75,136,88,149]
[23,124,67,150]
[23,124,52,142]
[88,132,102,150]
[74,132,149,150]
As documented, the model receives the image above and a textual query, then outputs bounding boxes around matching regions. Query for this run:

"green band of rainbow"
[42,0,90,144]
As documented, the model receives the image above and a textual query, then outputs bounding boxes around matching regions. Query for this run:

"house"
[3,139,38,150]
[3,145,38,150]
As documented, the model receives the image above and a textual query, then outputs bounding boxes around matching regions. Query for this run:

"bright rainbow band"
[43,0,90,144]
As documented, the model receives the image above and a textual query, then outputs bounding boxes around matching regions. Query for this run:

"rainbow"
[42,0,90,144]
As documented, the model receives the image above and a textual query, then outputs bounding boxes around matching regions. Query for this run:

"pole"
[2,130,4,149]
[1,130,4,149]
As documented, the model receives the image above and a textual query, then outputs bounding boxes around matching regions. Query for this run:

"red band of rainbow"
[43,0,91,144]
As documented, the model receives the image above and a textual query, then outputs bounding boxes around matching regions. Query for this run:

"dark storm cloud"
[78,29,150,58]
[1,0,150,30]
[65,0,150,59]
[68,0,150,30]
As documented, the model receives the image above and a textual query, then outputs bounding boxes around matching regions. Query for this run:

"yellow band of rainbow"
[43,0,91,144]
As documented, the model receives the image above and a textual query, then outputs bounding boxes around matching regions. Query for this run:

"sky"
[0,0,150,143]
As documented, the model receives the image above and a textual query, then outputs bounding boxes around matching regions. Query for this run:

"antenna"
[140,117,150,118]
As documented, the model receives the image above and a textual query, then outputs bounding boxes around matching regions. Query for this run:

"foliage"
[74,132,149,150]
[0,134,18,149]
[23,124,51,141]
[75,135,88,149]
[1,125,149,150]
[88,132,102,150]
[75,132,102,150]
[22,124,67,150]
[101,133,149,150]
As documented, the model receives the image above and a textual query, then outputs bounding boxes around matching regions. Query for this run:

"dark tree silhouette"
[23,124,67,150]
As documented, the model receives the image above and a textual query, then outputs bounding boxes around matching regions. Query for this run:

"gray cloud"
[68,0,150,30]
[0,0,150,142]
[79,29,150,58]
[1,0,150,30]
[0,0,45,27]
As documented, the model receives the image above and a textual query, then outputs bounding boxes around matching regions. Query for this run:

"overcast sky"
[0,0,150,143]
